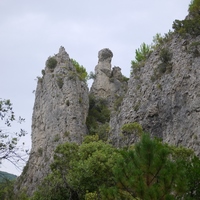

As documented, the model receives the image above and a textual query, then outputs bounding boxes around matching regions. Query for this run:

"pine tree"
[105,134,187,199]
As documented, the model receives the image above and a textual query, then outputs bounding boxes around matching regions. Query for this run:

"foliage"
[133,43,152,63]
[88,71,96,80]
[121,122,143,136]
[120,122,143,147]
[152,33,165,48]
[131,31,173,76]
[173,18,200,36]
[188,41,200,57]
[67,138,118,198]
[0,99,27,168]
[32,136,118,199]
[173,1,200,37]
[131,43,152,75]
[86,95,110,139]
[71,59,88,82]
[31,132,200,200]
[188,0,200,17]
[0,179,15,200]
[182,155,200,199]
[151,32,173,50]
[46,57,57,71]
[0,179,28,200]
[103,134,188,199]
[151,48,172,81]
[31,172,74,200]
[159,48,172,64]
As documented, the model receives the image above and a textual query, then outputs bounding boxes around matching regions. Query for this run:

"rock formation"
[17,46,89,195]
[90,48,128,109]
[110,35,200,152]
[17,34,200,196]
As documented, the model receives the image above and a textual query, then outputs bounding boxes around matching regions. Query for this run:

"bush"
[86,95,110,138]
[46,57,57,70]
[71,59,88,82]
[31,133,200,200]
[173,0,200,37]
[188,41,200,57]
[189,0,200,17]
[131,43,152,74]
[88,71,96,80]
[159,48,172,63]
[151,48,172,82]
[151,32,173,49]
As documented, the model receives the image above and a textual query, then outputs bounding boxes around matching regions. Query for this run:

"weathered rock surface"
[17,46,89,195]
[90,48,128,109]
[110,35,200,153]
[17,32,200,195]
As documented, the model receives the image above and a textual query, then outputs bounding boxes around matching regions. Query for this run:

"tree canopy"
[30,133,200,200]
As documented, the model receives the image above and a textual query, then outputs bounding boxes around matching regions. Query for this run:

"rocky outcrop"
[90,48,128,109]
[110,35,200,153]
[16,33,200,195]
[17,47,89,195]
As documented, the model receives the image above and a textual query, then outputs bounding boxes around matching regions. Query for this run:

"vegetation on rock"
[71,59,88,82]
[86,95,110,140]
[173,0,200,36]
[46,57,57,71]
[27,133,200,200]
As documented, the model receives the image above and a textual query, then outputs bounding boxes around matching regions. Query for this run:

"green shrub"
[88,71,96,80]
[159,48,172,63]
[71,59,88,82]
[151,48,172,81]
[86,95,110,138]
[134,43,152,63]
[173,0,200,37]
[46,57,57,70]
[189,0,200,17]
[131,43,152,74]
[151,32,173,49]
[188,41,200,57]
[121,122,143,136]
[173,18,200,36]
[41,69,45,76]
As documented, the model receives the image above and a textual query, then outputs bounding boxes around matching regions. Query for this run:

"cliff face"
[110,34,200,152]
[17,47,89,194]
[17,33,200,195]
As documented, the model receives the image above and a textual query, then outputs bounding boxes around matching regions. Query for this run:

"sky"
[0,0,191,175]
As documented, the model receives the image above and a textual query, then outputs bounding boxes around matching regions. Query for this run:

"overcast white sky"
[0,0,191,175]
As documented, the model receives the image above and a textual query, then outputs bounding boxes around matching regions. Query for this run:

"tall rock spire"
[16,47,89,195]
[90,48,128,109]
